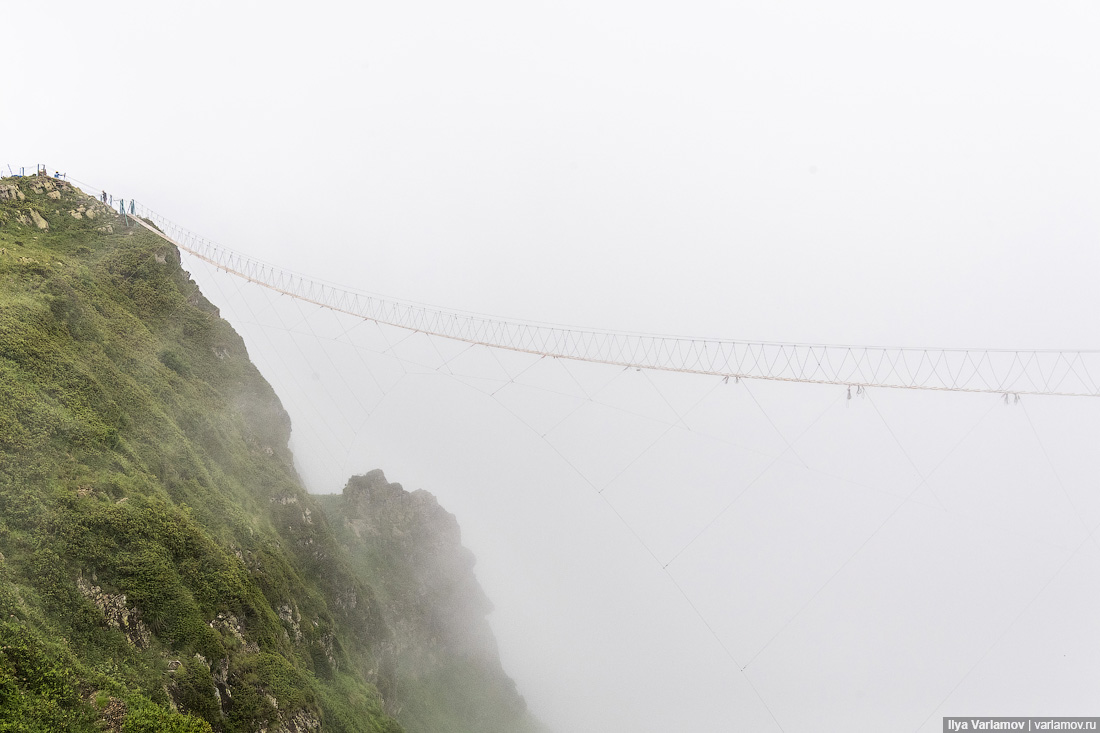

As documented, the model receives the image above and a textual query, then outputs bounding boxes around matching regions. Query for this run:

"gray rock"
[29,210,48,230]
[0,184,24,201]
[75,577,151,649]
[278,603,304,643]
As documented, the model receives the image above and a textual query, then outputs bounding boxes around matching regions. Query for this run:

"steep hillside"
[317,472,545,733]
[0,174,542,733]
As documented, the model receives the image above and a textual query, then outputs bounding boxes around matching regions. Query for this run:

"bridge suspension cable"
[112,196,1099,398]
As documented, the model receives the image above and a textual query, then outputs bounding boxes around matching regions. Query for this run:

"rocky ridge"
[318,471,544,733]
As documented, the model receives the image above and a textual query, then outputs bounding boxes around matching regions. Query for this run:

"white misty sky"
[4,2,1100,731]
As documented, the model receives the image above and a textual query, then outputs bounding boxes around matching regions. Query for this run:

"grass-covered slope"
[0,175,403,732]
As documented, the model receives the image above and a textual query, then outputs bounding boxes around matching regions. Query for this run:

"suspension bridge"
[105,195,1098,400]
[8,169,1098,398]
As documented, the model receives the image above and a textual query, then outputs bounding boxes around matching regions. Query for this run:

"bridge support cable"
[737,393,999,673]
[912,522,1097,733]
[83,190,1100,398]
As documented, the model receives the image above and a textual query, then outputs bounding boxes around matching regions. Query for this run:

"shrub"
[122,700,213,733]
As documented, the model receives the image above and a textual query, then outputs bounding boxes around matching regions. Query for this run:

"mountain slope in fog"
[0,173,543,733]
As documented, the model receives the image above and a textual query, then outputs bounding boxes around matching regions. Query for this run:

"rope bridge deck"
[110,196,1100,398]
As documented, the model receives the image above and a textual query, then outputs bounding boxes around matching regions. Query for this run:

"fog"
[4,1,1099,730]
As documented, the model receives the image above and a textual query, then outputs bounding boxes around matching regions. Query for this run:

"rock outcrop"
[75,576,152,649]
[340,470,498,669]
[319,471,543,733]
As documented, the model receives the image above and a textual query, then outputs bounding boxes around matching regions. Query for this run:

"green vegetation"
[0,176,400,732]
[0,174,546,733]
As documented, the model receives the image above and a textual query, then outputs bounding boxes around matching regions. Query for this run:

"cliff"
[318,472,544,733]
[0,173,543,733]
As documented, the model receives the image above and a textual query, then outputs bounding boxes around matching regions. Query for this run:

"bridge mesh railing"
[77,192,1100,398]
